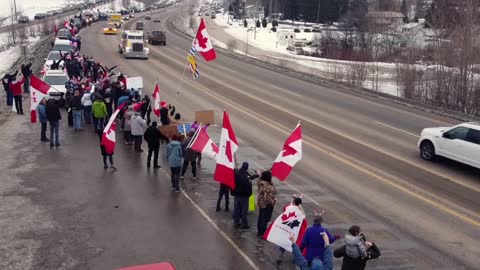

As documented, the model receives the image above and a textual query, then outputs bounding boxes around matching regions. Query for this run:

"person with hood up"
[232,162,259,229]
[144,121,167,168]
[300,214,337,265]
[130,111,147,152]
[334,226,380,270]
[20,62,32,93]
[291,232,333,270]
[256,170,277,238]
[37,98,49,141]
[46,96,66,148]
[92,96,108,133]
[81,90,92,124]
[167,135,183,192]
[10,74,25,114]
[180,130,199,180]
[2,70,18,106]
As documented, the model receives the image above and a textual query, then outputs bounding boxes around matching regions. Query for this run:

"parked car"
[210,14,216,19]
[418,122,480,169]
[42,70,68,97]
[34,13,48,20]
[18,16,30,23]
[56,29,72,40]
[52,39,74,52]
[43,51,64,70]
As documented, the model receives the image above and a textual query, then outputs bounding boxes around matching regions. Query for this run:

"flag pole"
[186,123,202,149]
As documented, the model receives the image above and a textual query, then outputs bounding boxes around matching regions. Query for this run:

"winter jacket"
[160,107,170,125]
[181,136,199,162]
[334,243,380,270]
[21,63,32,77]
[144,126,165,148]
[46,98,66,122]
[81,92,92,106]
[257,180,276,208]
[2,71,18,90]
[300,225,337,263]
[344,234,367,259]
[92,100,107,119]
[69,95,82,110]
[37,104,48,124]
[167,140,183,168]
[130,113,146,136]
[9,77,25,96]
[232,168,258,198]
[124,109,133,131]
[293,244,333,270]
[118,95,129,107]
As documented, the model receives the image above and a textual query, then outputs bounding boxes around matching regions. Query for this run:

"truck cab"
[118,30,149,59]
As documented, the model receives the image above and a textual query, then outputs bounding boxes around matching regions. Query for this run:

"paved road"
[2,4,479,270]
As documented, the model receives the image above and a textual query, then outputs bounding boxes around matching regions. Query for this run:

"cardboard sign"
[126,77,143,90]
[158,125,178,139]
[195,110,215,125]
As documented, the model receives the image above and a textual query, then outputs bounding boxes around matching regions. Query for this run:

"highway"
[19,4,479,270]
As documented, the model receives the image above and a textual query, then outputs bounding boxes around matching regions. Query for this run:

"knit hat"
[241,162,249,170]
[160,101,167,108]
[260,171,272,182]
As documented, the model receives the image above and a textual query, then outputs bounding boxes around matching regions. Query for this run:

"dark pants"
[147,145,159,166]
[181,160,197,177]
[14,95,23,114]
[170,166,181,190]
[216,184,230,210]
[49,120,60,145]
[40,122,48,140]
[83,105,92,124]
[23,76,30,93]
[133,135,143,151]
[68,110,73,126]
[5,89,13,106]
[103,155,113,166]
[233,197,249,226]
[257,206,274,237]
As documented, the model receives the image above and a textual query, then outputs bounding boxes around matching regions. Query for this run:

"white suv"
[418,122,480,169]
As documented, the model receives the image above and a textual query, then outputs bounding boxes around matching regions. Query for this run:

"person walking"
[232,162,259,229]
[96,124,116,170]
[159,101,170,126]
[81,90,92,125]
[300,215,337,265]
[10,75,25,114]
[256,171,276,238]
[181,130,198,180]
[92,96,108,133]
[144,121,166,168]
[46,96,66,148]
[69,90,83,131]
[21,62,33,93]
[103,88,113,116]
[37,98,49,142]
[130,111,147,152]
[124,104,134,145]
[140,95,151,125]
[216,184,230,212]
[167,135,183,192]
[2,70,18,106]
[334,226,381,270]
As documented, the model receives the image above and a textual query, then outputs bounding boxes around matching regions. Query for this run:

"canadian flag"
[101,104,125,154]
[271,123,303,181]
[152,82,161,117]
[264,204,307,252]
[213,111,238,189]
[188,125,219,159]
[30,75,52,123]
[193,18,216,61]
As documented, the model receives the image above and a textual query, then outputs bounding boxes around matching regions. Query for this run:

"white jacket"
[81,92,92,106]
[130,113,147,136]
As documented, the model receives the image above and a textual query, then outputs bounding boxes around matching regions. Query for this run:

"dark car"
[34,13,48,20]
[18,16,30,23]
[145,15,151,20]
[56,29,72,40]
[153,17,160,23]
[146,30,166,45]
[135,21,144,30]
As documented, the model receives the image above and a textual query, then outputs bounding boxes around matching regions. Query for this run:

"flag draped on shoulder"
[264,204,307,252]
[188,125,218,159]
[152,82,161,117]
[213,111,238,189]
[101,103,125,154]
[193,18,216,62]
[271,123,303,181]
[30,75,51,123]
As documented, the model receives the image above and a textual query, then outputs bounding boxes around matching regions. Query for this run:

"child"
[344,225,367,259]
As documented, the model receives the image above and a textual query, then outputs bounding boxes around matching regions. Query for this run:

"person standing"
[69,90,83,131]
[334,227,381,270]
[46,96,66,148]
[159,101,170,126]
[144,121,165,168]
[81,90,92,125]
[124,104,134,145]
[92,96,108,133]
[167,135,183,192]
[140,95,151,125]
[21,62,33,93]
[103,88,113,116]
[181,130,198,180]
[10,75,26,114]
[300,215,337,265]
[216,184,230,212]
[231,162,259,229]
[37,98,49,142]
[256,171,277,238]
[130,111,147,152]
[2,70,18,106]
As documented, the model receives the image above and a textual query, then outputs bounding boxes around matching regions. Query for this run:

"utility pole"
[316,0,320,24]
[10,6,16,45]
[14,0,18,21]
[268,0,273,22]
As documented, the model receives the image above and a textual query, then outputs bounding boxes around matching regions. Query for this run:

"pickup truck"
[146,30,166,45]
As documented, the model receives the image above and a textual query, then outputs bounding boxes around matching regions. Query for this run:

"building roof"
[367,11,405,18]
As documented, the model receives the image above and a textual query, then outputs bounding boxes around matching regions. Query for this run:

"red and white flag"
[264,204,307,252]
[101,104,125,154]
[213,111,238,189]
[188,125,218,159]
[30,75,52,123]
[193,18,216,61]
[271,123,303,181]
[152,82,161,117]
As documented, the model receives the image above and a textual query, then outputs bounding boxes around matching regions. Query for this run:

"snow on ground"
[0,0,83,19]
[0,32,40,75]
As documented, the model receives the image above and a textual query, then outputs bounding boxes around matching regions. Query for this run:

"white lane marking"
[373,121,420,138]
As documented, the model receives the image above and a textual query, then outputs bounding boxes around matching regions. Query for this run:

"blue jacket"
[37,104,47,124]
[300,224,336,262]
[293,244,333,270]
[118,95,129,107]
[167,141,183,168]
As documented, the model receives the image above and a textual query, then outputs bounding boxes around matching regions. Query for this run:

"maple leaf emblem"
[281,212,297,221]
[211,142,219,154]
[225,141,233,162]
[197,31,209,49]
[282,145,297,157]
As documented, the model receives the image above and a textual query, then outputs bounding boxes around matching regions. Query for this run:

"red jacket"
[9,77,25,96]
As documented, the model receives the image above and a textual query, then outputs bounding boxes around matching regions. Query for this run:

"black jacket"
[232,168,259,197]
[160,107,170,125]
[143,126,166,148]
[181,137,199,162]
[21,63,32,77]
[2,71,18,90]
[69,95,82,110]
[334,243,381,270]
[46,98,66,122]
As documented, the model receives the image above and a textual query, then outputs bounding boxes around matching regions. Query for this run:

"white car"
[42,70,68,97]
[418,122,480,169]
[44,51,64,70]
[52,39,74,52]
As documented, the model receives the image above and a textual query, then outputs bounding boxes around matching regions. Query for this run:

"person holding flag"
[232,162,259,229]
[36,98,49,142]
